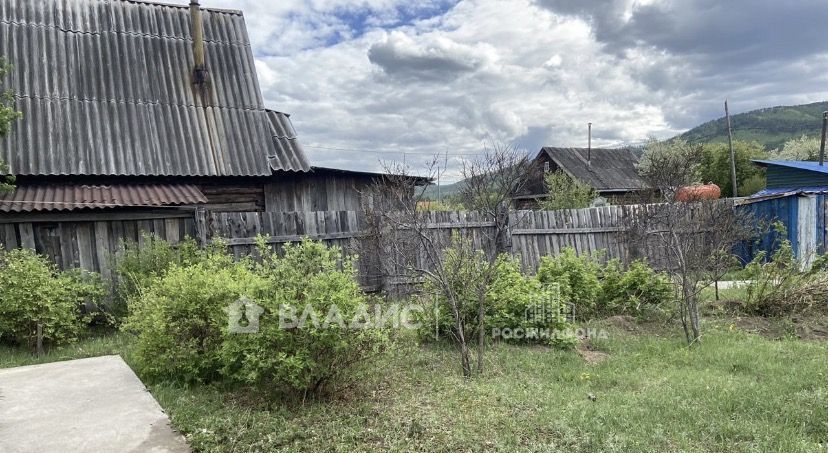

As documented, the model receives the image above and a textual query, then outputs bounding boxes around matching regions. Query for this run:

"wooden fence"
[1,203,777,291]
[509,208,628,271]
[0,210,197,280]
[204,208,635,290]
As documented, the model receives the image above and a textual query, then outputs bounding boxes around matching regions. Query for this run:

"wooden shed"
[0,0,424,273]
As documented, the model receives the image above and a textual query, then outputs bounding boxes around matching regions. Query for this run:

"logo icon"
[524,283,574,324]
[225,297,264,334]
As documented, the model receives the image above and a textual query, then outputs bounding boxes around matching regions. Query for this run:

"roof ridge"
[110,0,243,16]
[0,18,248,46]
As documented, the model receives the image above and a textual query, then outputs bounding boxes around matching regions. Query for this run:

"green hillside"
[680,101,828,150]
[422,180,464,200]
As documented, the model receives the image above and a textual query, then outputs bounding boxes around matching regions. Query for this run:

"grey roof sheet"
[0,0,309,176]
[266,110,310,172]
[539,147,648,191]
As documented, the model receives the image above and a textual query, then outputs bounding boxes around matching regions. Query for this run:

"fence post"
[194,207,208,247]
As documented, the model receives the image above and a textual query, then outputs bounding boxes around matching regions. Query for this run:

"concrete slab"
[0,355,189,453]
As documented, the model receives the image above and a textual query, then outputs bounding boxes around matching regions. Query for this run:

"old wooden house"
[0,0,420,273]
[514,147,650,208]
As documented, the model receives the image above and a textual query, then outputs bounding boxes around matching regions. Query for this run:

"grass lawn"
[2,324,827,452]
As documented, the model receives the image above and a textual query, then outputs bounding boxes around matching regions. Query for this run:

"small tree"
[539,170,597,210]
[0,57,22,194]
[631,139,754,344]
[456,143,538,373]
[699,140,767,197]
[361,144,537,377]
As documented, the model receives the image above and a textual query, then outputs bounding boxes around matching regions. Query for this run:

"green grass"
[4,327,825,452]
[0,332,134,368]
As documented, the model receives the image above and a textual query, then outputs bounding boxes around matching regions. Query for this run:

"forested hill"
[679,101,828,150]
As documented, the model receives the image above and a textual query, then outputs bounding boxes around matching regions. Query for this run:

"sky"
[173,0,828,181]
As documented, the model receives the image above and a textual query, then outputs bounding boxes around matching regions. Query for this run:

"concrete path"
[0,355,188,453]
[715,280,752,289]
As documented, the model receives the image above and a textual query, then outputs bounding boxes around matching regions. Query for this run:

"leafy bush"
[536,248,601,315]
[537,248,672,319]
[417,250,576,348]
[0,249,99,349]
[539,171,597,210]
[598,259,673,317]
[222,238,391,394]
[125,238,391,396]
[123,250,263,383]
[743,237,828,316]
[115,234,201,303]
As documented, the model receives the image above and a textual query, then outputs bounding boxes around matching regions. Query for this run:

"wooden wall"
[264,173,373,212]
[198,183,265,212]
[0,211,197,279]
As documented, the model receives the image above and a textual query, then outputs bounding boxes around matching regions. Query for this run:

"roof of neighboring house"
[0,0,310,177]
[537,147,648,191]
[0,184,207,212]
[752,160,828,173]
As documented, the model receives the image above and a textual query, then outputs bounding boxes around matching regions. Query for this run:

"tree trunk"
[687,293,701,343]
[477,288,485,374]
[455,313,472,378]
[680,278,701,344]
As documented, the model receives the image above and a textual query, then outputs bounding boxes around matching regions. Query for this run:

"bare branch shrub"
[628,139,755,344]
[359,144,537,376]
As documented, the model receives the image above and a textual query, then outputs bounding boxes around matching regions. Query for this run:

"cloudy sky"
[177,0,828,181]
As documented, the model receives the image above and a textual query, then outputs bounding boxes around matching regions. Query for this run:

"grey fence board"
[0,215,196,275]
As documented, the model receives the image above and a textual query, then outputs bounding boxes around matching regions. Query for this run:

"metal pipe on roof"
[190,0,208,85]
[820,111,827,166]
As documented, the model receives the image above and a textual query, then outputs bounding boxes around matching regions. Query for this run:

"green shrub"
[417,235,488,342]
[125,238,391,396]
[221,238,391,395]
[486,255,576,347]
[536,248,601,315]
[123,250,262,383]
[115,233,201,304]
[61,268,111,324]
[598,259,673,317]
[537,248,671,319]
[417,249,576,348]
[743,236,826,316]
[0,249,93,349]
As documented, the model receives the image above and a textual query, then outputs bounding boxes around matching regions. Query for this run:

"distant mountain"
[422,180,465,200]
[679,101,828,150]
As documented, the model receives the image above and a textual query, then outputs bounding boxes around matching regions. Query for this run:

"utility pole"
[725,100,737,197]
[819,111,827,166]
[437,163,441,201]
[587,122,592,166]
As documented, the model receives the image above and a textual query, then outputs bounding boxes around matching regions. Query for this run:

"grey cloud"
[538,0,828,65]
[536,0,828,130]
[368,38,483,81]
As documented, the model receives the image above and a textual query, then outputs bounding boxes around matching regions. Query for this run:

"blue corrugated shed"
[735,189,827,265]
[752,160,828,189]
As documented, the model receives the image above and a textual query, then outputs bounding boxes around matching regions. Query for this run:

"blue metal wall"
[766,166,828,189]
[735,193,827,264]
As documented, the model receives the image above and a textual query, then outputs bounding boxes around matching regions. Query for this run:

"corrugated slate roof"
[0,183,207,212]
[752,160,828,174]
[266,110,310,172]
[0,0,309,176]
[539,147,647,191]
